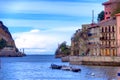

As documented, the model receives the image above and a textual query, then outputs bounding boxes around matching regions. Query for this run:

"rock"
[0,21,26,57]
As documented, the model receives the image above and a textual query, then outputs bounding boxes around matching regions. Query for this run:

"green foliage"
[55,41,70,56]
[0,38,7,49]
[97,11,104,22]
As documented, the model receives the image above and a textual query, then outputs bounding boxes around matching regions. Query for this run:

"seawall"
[69,56,120,66]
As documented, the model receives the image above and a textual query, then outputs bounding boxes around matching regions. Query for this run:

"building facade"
[71,0,120,57]
[103,0,120,20]
[87,24,100,56]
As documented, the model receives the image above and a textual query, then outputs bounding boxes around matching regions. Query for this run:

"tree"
[55,41,70,56]
[97,11,104,22]
[0,38,7,49]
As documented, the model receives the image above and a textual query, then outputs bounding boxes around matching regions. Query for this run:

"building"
[71,25,89,56]
[87,23,100,56]
[99,0,120,56]
[99,18,117,56]
[103,0,120,20]
[71,0,120,57]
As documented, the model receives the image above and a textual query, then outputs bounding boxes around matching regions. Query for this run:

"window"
[109,41,111,46]
[102,27,104,32]
[106,17,110,19]
[112,26,114,32]
[105,27,107,32]
[113,49,116,56]
[105,12,108,14]
[109,12,111,14]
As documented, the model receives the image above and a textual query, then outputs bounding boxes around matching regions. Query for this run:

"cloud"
[13,28,73,54]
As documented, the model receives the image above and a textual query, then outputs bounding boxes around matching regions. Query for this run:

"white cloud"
[13,28,72,54]
[30,29,40,33]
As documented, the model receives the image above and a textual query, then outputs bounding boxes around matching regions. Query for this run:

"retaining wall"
[69,56,120,66]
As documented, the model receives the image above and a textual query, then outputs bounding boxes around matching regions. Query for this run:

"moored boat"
[51,64,62,69]
[71,68,81,72]
[61,65,71,71]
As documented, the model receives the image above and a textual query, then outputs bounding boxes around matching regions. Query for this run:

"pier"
[69,56,120,66]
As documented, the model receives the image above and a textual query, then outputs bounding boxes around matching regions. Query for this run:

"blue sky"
[0,0,105,54]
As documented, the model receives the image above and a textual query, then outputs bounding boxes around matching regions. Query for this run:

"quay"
[69,56,120,66]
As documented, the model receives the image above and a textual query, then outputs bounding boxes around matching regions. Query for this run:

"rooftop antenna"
[92,10,94,24]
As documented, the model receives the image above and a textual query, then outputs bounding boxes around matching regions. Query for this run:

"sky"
[0,0,105,55]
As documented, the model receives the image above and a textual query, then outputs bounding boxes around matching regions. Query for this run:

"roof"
[102,0,120,5]
[102,1,111,5]
[98,18,116,26]
[115,13,120,16]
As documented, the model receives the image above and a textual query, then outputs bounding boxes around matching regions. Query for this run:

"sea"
[0,55,120,80]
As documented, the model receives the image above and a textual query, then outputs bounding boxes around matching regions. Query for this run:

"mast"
[92,10,94,23]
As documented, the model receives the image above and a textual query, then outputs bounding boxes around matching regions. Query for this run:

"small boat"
[61,65,71,71]
[118,73,120,76]
[51,64,62,69]
[71,68,81,72]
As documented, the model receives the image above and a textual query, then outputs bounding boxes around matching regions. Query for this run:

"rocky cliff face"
[0,21,15,47]
[0,21,26,57]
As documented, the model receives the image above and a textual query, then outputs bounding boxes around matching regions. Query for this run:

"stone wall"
[69,56,120,66]
[61,56,69,62]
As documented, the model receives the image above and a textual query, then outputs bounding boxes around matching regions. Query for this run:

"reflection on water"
[0,55,120,80]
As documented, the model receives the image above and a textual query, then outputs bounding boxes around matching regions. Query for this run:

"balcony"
[100,37,115,40]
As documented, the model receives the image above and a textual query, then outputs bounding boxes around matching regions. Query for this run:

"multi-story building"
[99,18,117,56]
[99,0,120,56]
[87,23,100,56]
[99,14,120,56]
[71,0,120,57]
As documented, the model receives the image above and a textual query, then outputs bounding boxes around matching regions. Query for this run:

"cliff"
[0,21,26,57]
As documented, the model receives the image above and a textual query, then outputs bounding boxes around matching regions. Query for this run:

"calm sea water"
[0,55,120,80]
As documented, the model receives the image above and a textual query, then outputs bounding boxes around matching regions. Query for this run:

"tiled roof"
[102,0,120,5]
[98,18,116,26]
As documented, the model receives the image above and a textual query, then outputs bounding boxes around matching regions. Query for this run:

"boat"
[51,64,62,69]
[50,64,81,72]
[61,65,72,71]
[118,73,120,76]
[71,68,81,72]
